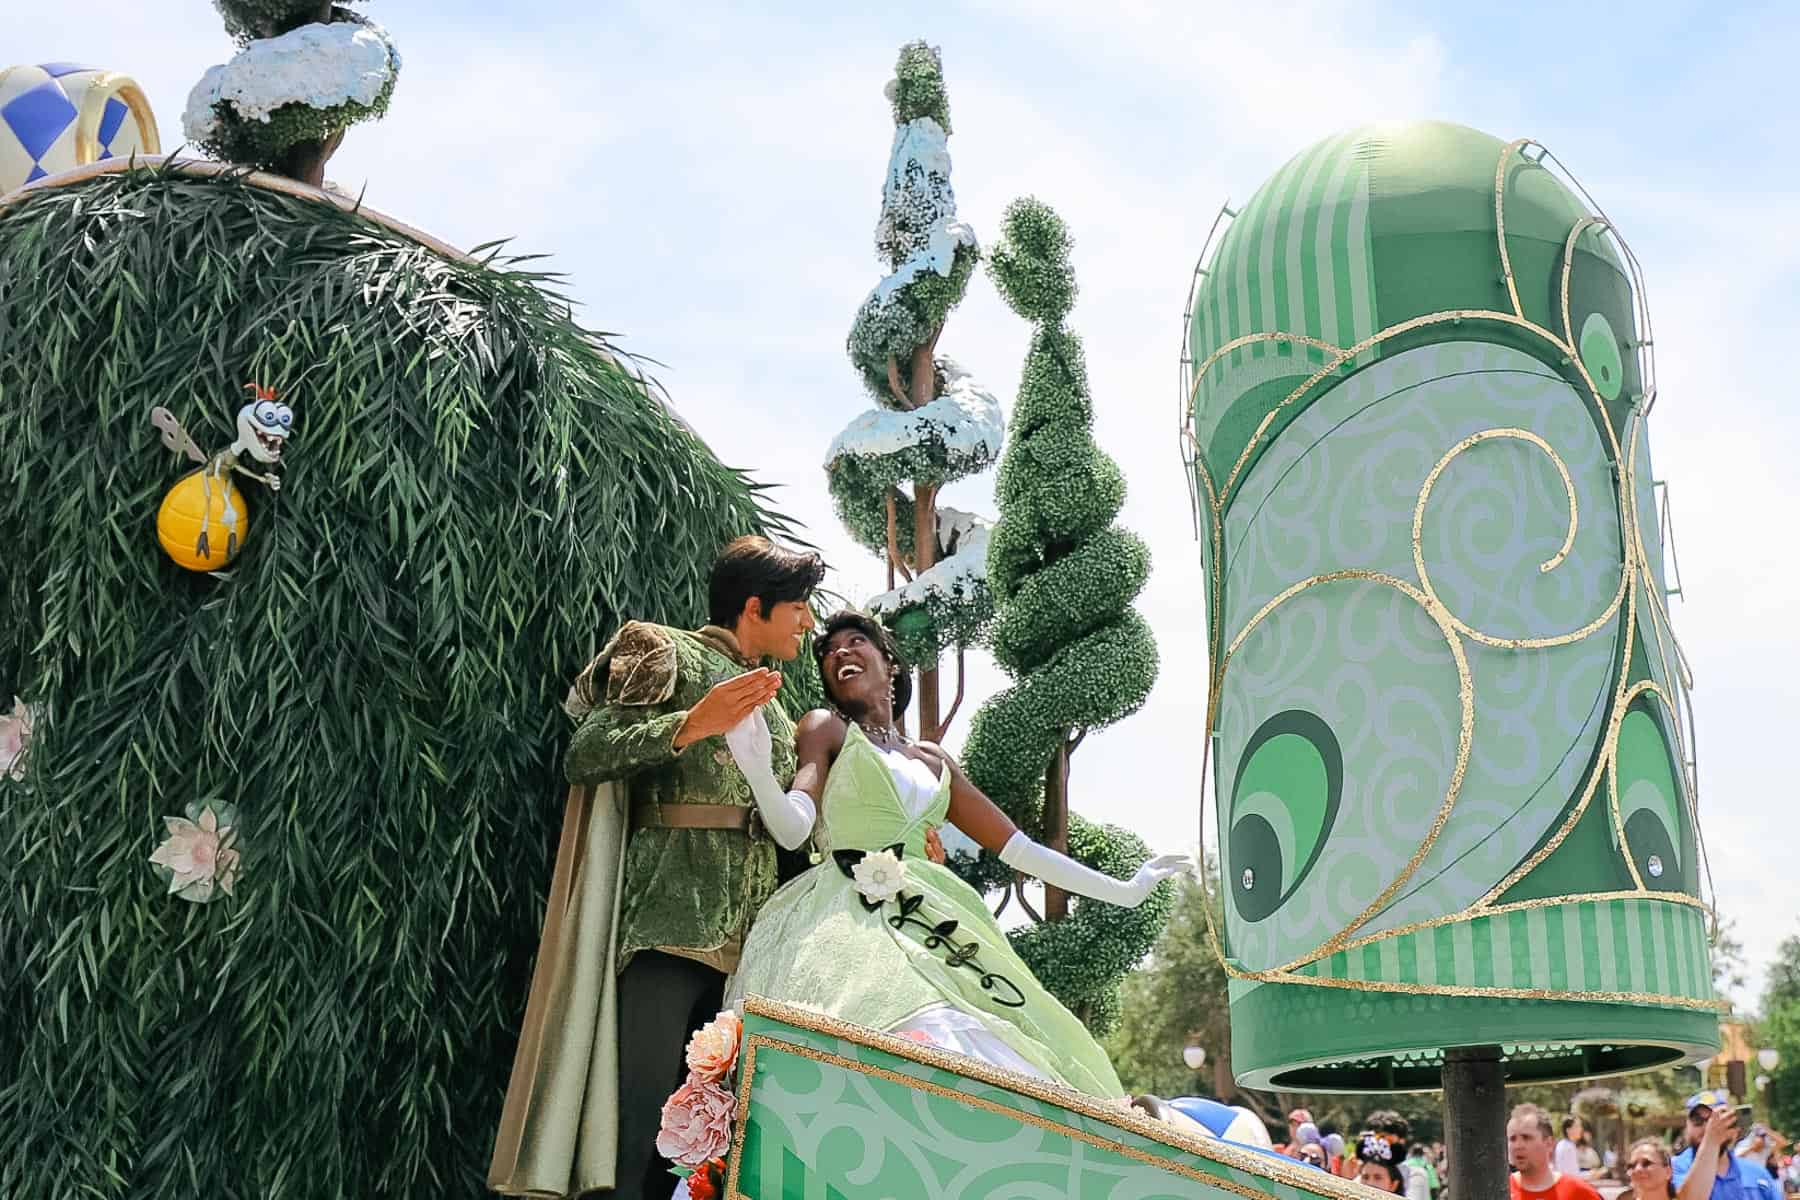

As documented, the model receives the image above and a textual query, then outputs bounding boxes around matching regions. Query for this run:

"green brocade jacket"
[564,622,796,973]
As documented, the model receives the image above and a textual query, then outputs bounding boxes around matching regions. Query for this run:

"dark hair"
[1367,1110,1411,1141]
[708,536,825,627]
[1410,1144,1426,1158]
[813,610,911,718]
[1563,1115,1579,1136]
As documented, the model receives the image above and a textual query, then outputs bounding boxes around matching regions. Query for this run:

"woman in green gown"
[723,612,1189,1099]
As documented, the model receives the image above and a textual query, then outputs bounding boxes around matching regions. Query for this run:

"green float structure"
[731,997,1368,1199]
[1181,120,1721,1092]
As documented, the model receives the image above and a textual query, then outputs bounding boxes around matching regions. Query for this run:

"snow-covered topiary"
[867,507,995,666]
[184,4,400,184]
[827,41,1001,743]
[847,44,980,407]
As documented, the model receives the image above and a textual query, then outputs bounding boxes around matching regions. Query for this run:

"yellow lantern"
[156,468,247,571]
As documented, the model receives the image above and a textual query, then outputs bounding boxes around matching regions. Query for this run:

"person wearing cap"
[1279,1108,1314,1155]
[1672,1092,1781,1200]
[1510,1102,1604,1200]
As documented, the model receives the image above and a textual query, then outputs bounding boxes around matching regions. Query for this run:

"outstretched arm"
[929,747,1191,909]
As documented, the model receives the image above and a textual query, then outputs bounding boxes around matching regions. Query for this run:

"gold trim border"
[1176,135,1720,1010]
[0,154,470,263]
[728,996,1376,1200]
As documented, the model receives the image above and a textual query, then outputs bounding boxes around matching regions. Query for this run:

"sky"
[16,1,1797,1011]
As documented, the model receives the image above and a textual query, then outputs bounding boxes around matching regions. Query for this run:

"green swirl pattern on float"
[1182,121,1719,1089]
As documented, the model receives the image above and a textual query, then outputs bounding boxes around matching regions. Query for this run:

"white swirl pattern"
[1216,342,1624,968]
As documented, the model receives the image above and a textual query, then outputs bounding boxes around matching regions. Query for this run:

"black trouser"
[613,950,726,1200]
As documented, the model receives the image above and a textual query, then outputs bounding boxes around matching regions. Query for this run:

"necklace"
[857,717,903,748]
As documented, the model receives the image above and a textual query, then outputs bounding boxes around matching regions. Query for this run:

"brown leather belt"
[631,802,756,833]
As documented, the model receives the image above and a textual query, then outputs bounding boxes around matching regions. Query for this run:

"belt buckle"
[745,807,764,843]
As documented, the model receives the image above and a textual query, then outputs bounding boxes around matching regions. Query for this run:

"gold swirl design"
[1410,426,1628,649]
[1221,570,1474,970]
[1173,136,1719,1007]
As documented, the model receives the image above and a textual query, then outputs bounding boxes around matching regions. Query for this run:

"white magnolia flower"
[148,805,242,903]
[0,697,33,781]
[851,848,907,904]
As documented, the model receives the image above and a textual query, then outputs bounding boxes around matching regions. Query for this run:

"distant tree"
[1760,929,1800,1133]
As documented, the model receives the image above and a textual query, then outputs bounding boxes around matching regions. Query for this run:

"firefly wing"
[149,407,207,464]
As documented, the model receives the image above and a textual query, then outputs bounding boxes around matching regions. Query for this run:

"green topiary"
[959,197,1168,1028]
[887,39,952,131]
[0,164,804,1199]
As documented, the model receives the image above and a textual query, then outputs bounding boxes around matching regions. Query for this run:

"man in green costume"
[490,535,824,1200]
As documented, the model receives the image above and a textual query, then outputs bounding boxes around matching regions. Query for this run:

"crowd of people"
[1268,1093,1797,1200]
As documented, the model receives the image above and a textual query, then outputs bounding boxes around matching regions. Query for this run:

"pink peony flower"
[148,805,241,903]
[684,1010,741,1082]
[0,697,33,781]
[655,1074,735,1167]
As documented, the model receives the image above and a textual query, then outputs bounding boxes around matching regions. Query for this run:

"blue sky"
[18,1,1797,1010]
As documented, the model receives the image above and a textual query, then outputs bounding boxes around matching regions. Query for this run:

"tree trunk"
[1043,736,1070,921]
[912,481,940,738]
[273,127,344,188]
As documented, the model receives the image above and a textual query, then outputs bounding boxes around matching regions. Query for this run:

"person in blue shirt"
[1672,1091,1782,1200]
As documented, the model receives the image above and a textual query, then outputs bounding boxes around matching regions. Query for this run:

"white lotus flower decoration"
[851,847,907,904]
[148,804,242,903]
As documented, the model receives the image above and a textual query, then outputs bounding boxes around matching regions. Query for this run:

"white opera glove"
[723,710,816,851]
[998,832,1192,908]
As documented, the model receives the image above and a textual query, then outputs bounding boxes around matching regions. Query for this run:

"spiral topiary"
[958,197,1168,1032]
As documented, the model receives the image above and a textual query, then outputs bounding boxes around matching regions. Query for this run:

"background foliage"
[959,197,1167,1034]
[0,165,799,1199]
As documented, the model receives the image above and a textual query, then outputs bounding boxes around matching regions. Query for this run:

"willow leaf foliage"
[0,165,799,1199]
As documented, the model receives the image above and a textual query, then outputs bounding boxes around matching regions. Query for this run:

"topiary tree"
[0,164,802,1198]
[182,1,401,185]
[959,197,1167,1032]
[828,41,1001,738]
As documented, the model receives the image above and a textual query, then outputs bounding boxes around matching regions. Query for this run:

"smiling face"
[236,399,292,464]
[819,625,895,717]
[737,597,814,662]
[1627,1140,1672,1198]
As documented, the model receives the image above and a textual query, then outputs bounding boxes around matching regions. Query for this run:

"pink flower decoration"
[655,1074,735,1167]
[896,1029,936,1045]
[684,1009,741,1082]
[148,805,241,903]
[0,697,33,782]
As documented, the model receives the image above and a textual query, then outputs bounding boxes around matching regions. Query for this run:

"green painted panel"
[735,1010,1346,1199]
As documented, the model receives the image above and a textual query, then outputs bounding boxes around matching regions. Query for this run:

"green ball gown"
[726,724,1124,1099]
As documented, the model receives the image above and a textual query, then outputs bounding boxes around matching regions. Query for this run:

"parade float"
[1180,119,1722,1193]
[1,10,1722,1199]
[0,5,813,1197]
